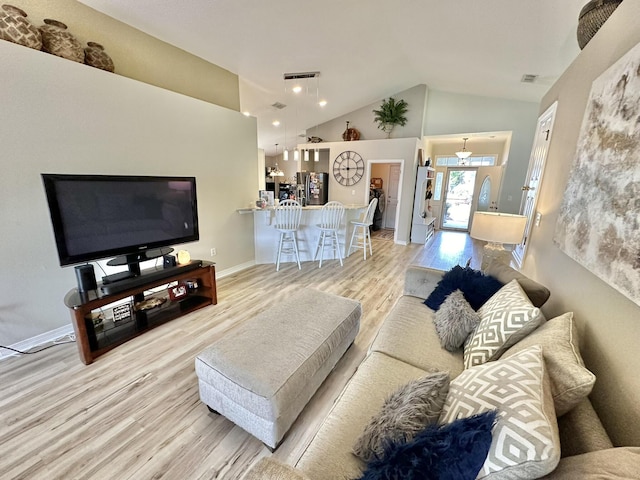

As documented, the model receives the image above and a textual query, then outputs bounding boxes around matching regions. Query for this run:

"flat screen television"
[42,174,199,279]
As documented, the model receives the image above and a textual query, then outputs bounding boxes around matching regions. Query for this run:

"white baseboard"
[216,261,255,278]
[0,324,75,360]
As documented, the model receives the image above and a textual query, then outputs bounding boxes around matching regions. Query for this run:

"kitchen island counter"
[241,204,368,265]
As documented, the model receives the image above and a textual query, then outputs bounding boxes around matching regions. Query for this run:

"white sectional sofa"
[244,264,640,480]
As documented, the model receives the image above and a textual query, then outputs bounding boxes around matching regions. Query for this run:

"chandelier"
[456,137,472,160]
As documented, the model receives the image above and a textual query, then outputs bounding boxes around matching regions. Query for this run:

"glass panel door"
[442,169,477,230]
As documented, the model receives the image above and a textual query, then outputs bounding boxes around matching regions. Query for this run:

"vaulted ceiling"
[80,0,587,155]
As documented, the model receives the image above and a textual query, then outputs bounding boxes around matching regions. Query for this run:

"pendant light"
[304,149,309,162]
[314,148,320,162]
[456,137,472,160]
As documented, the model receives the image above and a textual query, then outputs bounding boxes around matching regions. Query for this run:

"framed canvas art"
[554,41,640,306]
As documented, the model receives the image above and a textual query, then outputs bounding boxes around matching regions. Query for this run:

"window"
[435,155,497,167]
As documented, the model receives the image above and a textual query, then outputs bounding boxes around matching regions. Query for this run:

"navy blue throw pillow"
[424,266,504,311]
[357,410,497,480]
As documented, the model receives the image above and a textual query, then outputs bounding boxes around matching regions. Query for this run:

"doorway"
[367,160,404,242]
[442,169,477,230]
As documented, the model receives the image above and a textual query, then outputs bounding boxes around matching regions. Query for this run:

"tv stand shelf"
[64,261,217,364]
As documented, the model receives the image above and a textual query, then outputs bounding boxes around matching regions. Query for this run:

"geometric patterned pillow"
[439,345,561,480]
[501,312,596,416]
[464,279,545,369]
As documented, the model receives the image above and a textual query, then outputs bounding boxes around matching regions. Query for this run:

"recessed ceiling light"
[272,120,280,126]
[318,100,327,107]
[292,86,302,94]
[242,111,251,116]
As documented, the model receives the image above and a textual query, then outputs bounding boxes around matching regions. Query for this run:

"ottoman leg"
[207,405,219,415]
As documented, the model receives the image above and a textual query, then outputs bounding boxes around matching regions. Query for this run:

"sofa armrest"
[403,266,444,300]
[243,458,311,480]
[557,398,613,457]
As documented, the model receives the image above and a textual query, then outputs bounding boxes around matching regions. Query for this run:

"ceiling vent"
[283,71,320,80]
[521,74,539,83]
[271,102,287,109]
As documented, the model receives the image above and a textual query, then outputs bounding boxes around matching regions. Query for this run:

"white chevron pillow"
[439,345,560,480]
[464,279,545,369]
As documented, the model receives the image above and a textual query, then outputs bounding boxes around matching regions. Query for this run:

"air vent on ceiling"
[521,74,539,83]
[283,71,320,80]
[271,102,287,109]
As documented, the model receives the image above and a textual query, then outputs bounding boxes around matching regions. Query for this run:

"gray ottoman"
[195,288,361,449]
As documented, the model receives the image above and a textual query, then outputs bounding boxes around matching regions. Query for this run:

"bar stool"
[314,201,345,268]
[348,197,378,260]
[274,200,302,271]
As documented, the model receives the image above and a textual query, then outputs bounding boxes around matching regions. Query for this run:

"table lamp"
[470,211,527,270]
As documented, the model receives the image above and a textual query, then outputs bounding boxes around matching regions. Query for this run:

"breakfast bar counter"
[238,204,368,265]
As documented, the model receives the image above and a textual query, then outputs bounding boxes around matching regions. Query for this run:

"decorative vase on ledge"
[577,0,623,49]
[84,42,114,72]
[39,18,84,63]
[0,4,42,50]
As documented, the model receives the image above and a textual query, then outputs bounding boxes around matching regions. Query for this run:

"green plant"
[373,97,408,137]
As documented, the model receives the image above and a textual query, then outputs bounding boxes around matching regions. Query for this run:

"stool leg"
[348,225,357,256]
[367,227,373,257]
[333,230,343,266]
[276,231,284,271]
[319,231,326,268]
[291,232,301,270]
[314,231,323,260]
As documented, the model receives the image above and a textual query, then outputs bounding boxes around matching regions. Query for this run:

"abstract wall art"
[554,41,640,306]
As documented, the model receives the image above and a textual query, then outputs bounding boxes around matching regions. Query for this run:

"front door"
[442,169,477,230]
[384,164,401,229]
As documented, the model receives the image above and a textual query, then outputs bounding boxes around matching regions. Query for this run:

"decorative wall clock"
[333,150,364,186]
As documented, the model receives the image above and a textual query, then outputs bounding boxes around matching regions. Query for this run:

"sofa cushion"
[295,352,431,480]
[539,447,640,479]
[353,371,450,463]
[369,296,463,377]
[424,265,504,311]
[440,346,560,480]
[484,260,550,308]
[501,312,596,416]
[357,410,497,480]
[434,289,481,351]
[464,279,545,369]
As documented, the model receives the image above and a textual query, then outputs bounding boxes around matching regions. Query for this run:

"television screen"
[42,174,199,266]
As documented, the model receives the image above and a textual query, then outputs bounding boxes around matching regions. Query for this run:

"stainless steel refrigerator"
[297,172,329,205]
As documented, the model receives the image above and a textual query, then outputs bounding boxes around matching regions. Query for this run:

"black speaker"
[163,254,177,268]
[75,264,97,293]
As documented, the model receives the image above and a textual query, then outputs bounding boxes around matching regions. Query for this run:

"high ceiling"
[80,0,586,155]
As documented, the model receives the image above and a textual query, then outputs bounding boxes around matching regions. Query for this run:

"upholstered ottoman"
[195,289,361,449]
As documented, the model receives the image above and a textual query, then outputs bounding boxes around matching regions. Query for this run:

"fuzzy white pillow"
[433,290,480,351]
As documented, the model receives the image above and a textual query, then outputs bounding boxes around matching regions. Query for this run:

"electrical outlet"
[535,212,542,227]
[210,248,217,256]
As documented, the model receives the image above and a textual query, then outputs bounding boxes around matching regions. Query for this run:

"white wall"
[0,41,258,346]
[524,0,640,447]
[424,91,539,213]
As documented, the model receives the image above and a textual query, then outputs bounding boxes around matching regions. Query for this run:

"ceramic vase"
[39,18,83,63]
[0,4,42,50]
[84,42,114,72]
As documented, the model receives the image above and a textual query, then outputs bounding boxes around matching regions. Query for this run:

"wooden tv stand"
[64,261,217,365]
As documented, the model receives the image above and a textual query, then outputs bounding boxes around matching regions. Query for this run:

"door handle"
[521,186,534,191]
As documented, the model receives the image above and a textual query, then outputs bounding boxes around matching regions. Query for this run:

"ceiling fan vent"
[521,74,539,83]
[271,102,287,109]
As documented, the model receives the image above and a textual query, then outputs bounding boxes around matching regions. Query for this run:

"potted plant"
[373,97,408,138]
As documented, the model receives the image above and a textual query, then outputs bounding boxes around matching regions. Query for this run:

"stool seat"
[274,200,302,271]
[314,201,345,268]
[348,197,378,260]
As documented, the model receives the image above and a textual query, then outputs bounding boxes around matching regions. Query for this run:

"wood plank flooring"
[0,231,481,480]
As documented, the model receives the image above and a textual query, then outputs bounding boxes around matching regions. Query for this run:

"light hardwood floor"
[0,231,481,480]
